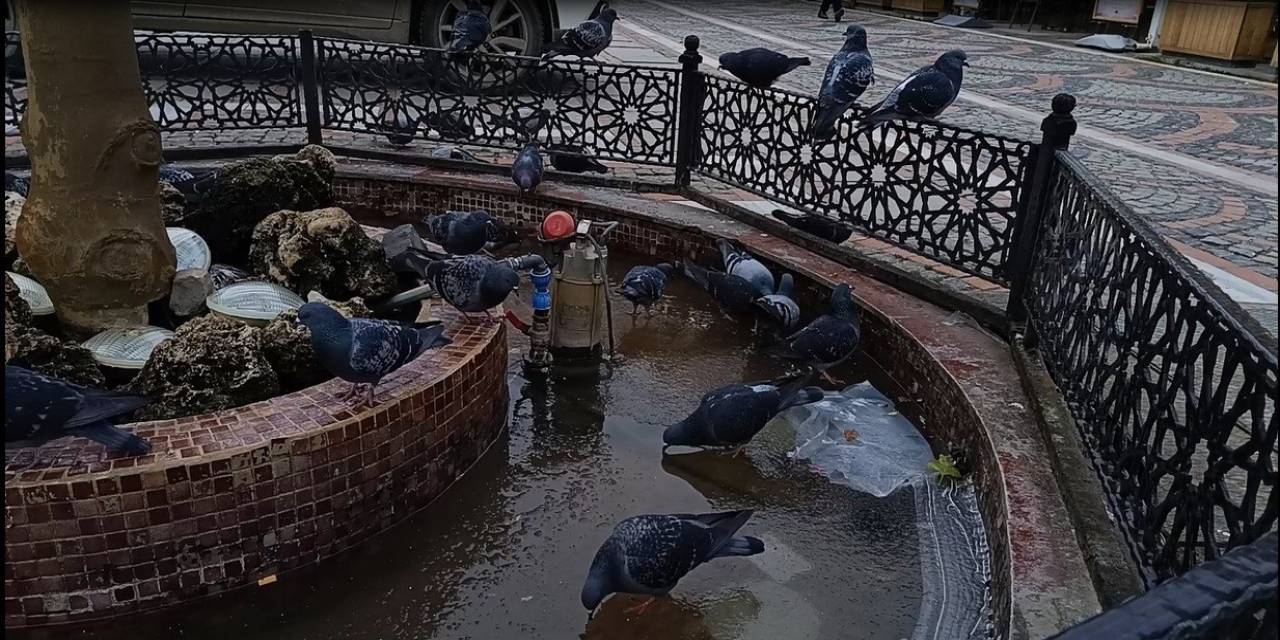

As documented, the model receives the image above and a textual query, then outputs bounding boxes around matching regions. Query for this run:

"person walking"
[818,0,846,22]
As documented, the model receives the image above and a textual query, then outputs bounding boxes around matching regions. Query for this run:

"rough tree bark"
[13,0,175,335]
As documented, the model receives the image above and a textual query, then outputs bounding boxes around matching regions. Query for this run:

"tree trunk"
[13,0,174,335]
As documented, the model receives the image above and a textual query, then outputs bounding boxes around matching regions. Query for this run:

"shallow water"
[24,249,928,640]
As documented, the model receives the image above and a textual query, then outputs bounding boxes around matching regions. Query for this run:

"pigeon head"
[777,272,794,296]
[481,262,521,301]
[716,51,737,70]
[598,7,618,22]
[842,25,868,50]
[581,541,620,612]
[829,283,856,318]
[937,50,968,71]
[296,302,349,337]
[662,417,699,447]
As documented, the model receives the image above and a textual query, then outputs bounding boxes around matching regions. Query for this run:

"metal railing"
[4,29,1276,640]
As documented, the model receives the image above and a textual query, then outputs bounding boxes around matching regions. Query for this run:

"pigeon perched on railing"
[681,261,760,316]
[5,365,151,456]
[424,210,511,256]
[863,50,967,127]
[663,373,823,450]
[771,208,854,244]
[718,238,774,297]
[581,510,765,617]
[767,283,861,384]
[542,6,618,60]
[512,142,544,193]
[811,25,875,140]
[550,147,609,174]
[446,0,491,57]
[718,47,810,89]
[617,264,675,315]
[754,272,801,333]
[296,302,451,408]
[5,171,29,197]
[420,253,521,319]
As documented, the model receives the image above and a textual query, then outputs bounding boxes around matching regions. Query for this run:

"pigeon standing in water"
[542,7,618,60]
[550,147,609,174]
[754,273,801,334]
[863,50,967,127]
[663,373,823,451]
[5,366,151,456]
[424,210,511,256]
[681,261,760,317]
[811,25,875,140]
[617,264,675,315]
[420,254,521,319]
[296,302,451,408]
[4,171,29,196]
[718,238,774,297]
[771,209,854,244]
[581,510,765,617]
[767,283,861,383]
[512,142,544,194]
[446,0,491,56]
[718,48,811,89]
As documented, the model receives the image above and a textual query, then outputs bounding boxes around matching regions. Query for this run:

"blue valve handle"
[530,266,552,312]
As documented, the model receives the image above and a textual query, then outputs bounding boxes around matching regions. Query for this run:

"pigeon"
[754,273,801,333]
[717,238,774,297]
[446,0,491,56]
[581,510,765,616]
[617,264,675,315]
[495,107,551,140]
[512,142,543,194]
[296,302,451,408]
[421,254,521,318]
[550,148,609,174]
[663,373,823,450]
[542,6,618,60]
[863,50,967,127]
[424,111,475,140]
[5,171,29,197]
[424,210,511,255]
[429,145,481,162]
[378,105,417,146]
[5,365,151,456]
[767,283,861,383]
[771,209,854,244]
[681,261,760,316]
[717,48,810,89]
[811,25,875,140]
[157,163,195,187]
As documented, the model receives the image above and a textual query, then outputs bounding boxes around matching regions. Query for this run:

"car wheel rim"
[436,0,530,57]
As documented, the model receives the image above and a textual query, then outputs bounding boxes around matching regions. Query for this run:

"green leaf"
[928,454,962,484]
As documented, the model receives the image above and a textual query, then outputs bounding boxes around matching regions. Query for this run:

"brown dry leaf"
[842,428,860,443]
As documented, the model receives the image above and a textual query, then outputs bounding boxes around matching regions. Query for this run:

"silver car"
[6,0,601,57]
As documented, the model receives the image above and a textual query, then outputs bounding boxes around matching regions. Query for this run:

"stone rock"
[180,149,335,265]
[248,207,396,300]
[258,299,367,393]
[9,255,34,278]
[5,191,24,265]
[169,268,213,317]
[283,144,337,183]
[159,180,187,225]
[5,273,33,360]
[5,328,107,387]
[304,291,373,318]
[128,314,279,421]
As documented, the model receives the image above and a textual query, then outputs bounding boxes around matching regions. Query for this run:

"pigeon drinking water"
[863,50,967,127]
[419,253,521,319]
[663,373,823,450]
[754,272,802,333]
[771,208,854,244]
[718,47,810,89]
[5,365,151,456]
[811,25,875,140]
[296,302,451,408]
[424,210,511,256]
[718,238,774,297]
[512,142,544,194]
[550,147,609,174]
[681,261,760,317]
[581,510,765,617]
[617,264,675,315]
[446,0,491,56]
[542,6,618,60]
[767,283,861,383]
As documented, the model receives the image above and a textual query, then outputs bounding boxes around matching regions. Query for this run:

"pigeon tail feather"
[68,391,150,429]
[71,422,151,456]
[710,535,765,558]
[693,510,758,559]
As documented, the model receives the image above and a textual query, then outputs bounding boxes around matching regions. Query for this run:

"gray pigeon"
[617,264,674,315]
[550,147,609,174]
[424,210,511,255]
[811,25,875,140]
[581,510,765,616]
[754,272,801,333]
[5,171,29,197]
[663,372,823,450]
[5,365,151,456]
[717,238,774,297]
[422,254,521,318]
[771,209,854,244]
[446,0,490,56]
[429,145,481,162]
[681,261,760,317]
[766,283,861,383]
[863,50,966,126]
[718,47,810,89]
[296,302,451,407]
[512,142,543,194]
[543,6,617,60]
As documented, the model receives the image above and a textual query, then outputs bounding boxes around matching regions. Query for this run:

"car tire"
[4,0,23,80]
[418,0,547,58]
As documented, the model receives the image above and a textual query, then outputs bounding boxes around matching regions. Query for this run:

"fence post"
[298,29,323,146]
[1005,93,1077,337]
[673,35,703,189]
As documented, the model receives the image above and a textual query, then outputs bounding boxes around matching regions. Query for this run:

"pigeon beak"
[962,61,970,67]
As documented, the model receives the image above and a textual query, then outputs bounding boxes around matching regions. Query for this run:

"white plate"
[82,326,175,370]
[6,271,55,316]
[167,227,212,272]
[206,281,304,325]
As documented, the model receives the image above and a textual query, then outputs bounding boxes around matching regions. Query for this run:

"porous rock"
[158,180,188,225]
[169,268,213,317]
[5,273,33,359]
[5,191,24,265]
[5,329,107,388]
[248,207,396,300]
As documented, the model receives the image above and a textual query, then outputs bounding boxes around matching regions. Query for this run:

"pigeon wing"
[348,319,419,379]
[618,516,709,592]
[566,20,607,54]
[703,384,779,444]
[783,315,860,365]
[893,68,955,118]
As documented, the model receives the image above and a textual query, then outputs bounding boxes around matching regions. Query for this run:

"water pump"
[537,211,618,359]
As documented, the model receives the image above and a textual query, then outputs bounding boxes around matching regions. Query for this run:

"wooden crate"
[1161,0,1277,62]
[891,0,947,14]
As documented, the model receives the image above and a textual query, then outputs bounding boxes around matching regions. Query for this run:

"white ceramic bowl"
[167,227,212,272]
[5,271,55,316]
[82,326,175,370]
[206,281,304,326]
